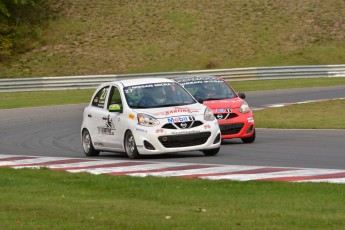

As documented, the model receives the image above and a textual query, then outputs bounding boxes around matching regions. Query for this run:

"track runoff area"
[2,97,345,184]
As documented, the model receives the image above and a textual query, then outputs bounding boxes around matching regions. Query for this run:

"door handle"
[102,116,108,120]
[88,114,92,118]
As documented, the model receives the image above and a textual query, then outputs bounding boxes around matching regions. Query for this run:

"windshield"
[124,82,197,109]
[178,78,237,101]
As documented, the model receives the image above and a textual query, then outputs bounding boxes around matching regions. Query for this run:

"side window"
[107,86,122,107]
[92,86,109,108]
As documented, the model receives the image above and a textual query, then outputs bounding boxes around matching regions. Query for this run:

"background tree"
[0,0,43,61]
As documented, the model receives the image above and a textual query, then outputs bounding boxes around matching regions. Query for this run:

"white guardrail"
[0,64,344,92]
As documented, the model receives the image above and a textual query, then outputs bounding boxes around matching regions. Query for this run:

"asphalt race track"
[1,85,345,171]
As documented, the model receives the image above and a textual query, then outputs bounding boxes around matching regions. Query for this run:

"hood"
[203,98,243,110]
[132,103,206,119]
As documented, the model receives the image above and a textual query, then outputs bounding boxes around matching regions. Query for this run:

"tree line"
[0,0,43,61]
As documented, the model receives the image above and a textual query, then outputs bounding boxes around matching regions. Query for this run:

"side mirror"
[238,92,246,99]
[108,104,123,113]
[196,97,204,104]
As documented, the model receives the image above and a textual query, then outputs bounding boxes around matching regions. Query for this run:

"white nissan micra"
[81,78,221,159]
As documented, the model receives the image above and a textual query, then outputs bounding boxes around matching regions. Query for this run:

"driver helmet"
[147,86,166,104]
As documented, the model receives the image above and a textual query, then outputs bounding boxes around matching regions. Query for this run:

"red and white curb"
[1,155,345,184]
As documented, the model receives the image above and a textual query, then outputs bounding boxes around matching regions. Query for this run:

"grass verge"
[253,99,345,129]
[1,78,345,109]
[0,167,344,229]
[0,89,94,109]
[230,77,345,92]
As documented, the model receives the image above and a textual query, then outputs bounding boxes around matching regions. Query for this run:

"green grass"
[0,89,94,109]
[254,99,345,129]
[0,167,344,229]
[1,77,345,109]
[230,77,345,92]
[1,0,345,78]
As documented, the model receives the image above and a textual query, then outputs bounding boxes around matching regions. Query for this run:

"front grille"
[161,120,203,129]
[158,132,211,148]
[219,123,244,135]
[214,113,238,120]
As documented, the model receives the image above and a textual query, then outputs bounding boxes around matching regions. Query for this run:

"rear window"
[92,86,109,108]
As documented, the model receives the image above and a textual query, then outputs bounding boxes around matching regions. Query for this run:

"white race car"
[81,78,221,159]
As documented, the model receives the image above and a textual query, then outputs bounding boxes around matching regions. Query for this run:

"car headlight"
[204,107,215,121]
[137,113,160,126]
[239,101,251,114]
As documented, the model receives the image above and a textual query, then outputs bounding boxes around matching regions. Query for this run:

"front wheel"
[124,130,140,159]
[82,129,100,156]
[241,129,256,143]
[202,147,220,156]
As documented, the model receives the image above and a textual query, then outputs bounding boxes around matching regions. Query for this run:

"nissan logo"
[217,114,223,119]
[181,122,188,128]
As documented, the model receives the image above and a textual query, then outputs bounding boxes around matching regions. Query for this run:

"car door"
[86,85,111,147]
[99,85,125,150]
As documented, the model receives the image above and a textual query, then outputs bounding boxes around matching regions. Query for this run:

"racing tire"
[202,147,220,156]
[241,129,256,144]
[82,129,100,157]
[124,130,140,159]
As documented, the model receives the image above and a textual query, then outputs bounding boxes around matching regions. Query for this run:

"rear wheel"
[82,129,100,156]
[124,130,140,159]
[241,129,256,143]
[202,147,220,156]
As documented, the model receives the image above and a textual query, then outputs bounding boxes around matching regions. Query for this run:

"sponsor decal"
[135,128,148,133]
[178,77,223,84]
[181,80,203,85]
[94,142,104,146]
[97,115,116,135]
[153,107,200,116]
[167,116,193,123]
[136,145,143,148]
[171,130,201,135]
[204,124,211,129]
[248,117,254,122]
[124,83,173,93]
[215,108,231,113]
[156,128,164,133]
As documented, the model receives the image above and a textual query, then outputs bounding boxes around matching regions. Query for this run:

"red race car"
[175,76,255,143]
